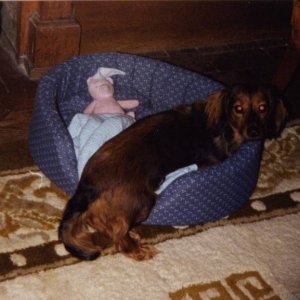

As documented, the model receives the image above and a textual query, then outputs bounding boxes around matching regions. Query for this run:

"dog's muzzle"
[247,125,261,139]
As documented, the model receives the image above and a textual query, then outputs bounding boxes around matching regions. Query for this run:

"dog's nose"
[247,127,260,139]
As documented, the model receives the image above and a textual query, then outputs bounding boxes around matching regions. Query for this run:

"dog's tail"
[58,183,102,261]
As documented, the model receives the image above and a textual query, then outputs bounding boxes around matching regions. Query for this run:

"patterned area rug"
[0,121,300,299]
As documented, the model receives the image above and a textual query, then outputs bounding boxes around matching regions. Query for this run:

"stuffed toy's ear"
[97,67,125,78]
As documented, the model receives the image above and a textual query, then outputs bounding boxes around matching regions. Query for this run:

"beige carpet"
[0,121,300,299]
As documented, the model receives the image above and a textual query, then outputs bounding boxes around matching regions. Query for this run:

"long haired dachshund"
[59,84,287,261]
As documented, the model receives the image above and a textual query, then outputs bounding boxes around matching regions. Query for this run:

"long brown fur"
[59,84,287,261]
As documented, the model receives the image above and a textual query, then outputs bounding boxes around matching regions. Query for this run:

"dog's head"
[205,84,288,141]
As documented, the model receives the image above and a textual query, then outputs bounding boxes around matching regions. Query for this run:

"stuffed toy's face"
[87,77,114,99]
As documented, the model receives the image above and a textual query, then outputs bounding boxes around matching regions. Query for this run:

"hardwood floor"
[0,37,299,170]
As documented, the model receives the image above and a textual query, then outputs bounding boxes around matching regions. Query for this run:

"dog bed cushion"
[29,52,261,226]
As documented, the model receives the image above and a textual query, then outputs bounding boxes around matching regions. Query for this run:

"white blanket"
[68,113,197,193]
[68,113,135,176]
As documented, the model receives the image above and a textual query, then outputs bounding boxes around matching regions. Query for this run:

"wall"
[0,1,293,78]
[74,1,292,54]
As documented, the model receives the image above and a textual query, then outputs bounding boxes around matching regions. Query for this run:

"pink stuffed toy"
[84,67,139,118]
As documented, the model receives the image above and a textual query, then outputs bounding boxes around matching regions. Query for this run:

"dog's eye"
[234,105,244,114]
[258,104,267,113]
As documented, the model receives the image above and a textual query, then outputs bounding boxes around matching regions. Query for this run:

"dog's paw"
[124,244,160,261]
[128,230,141,241]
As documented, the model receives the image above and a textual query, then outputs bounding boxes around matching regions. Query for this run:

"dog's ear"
[265,87,288,139]
[204,89,229,127]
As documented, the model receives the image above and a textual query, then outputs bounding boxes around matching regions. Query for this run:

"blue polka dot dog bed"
[29,52,261,226]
